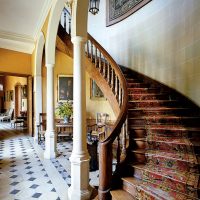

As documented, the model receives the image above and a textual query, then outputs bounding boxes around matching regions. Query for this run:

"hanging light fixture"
[89,0,100,15]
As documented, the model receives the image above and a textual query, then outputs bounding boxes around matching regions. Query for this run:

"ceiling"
[0,0,52,54]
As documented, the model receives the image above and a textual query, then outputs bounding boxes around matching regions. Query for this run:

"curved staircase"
[111,67,200,200]
[58,9,200,199]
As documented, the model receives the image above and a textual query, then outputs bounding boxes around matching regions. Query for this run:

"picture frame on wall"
[10,90,14,101]
[58,75,73,101]
[22,85,27,98]
[106,0,152,26]
[90,79,105,100]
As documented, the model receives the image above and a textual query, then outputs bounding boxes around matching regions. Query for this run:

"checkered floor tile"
[0,122,100,200]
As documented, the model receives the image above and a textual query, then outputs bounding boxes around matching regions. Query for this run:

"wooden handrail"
[86,34,128,199]
[59,9,129,199]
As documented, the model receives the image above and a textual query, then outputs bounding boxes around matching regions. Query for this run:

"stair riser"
[131,151,199,173]
[147,141,200,154]
[129,94,169,101]
[129,118,200,126]
[122,182,137,197]
[126,79,141,83]
[132,139,200,154]
[130,128,200,139]
[132,167,199,196]
[128,88,160,94]
[127,83,149,88]
[128,101,178,108]
[128,109,194,117]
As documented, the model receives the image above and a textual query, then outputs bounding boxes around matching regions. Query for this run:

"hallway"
[0,122,99,200]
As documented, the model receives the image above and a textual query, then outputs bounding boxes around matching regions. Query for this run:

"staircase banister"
[87,33,128,143]
[87,34,127,88]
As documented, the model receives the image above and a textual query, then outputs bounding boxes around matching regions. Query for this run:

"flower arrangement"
[55,101,73,119]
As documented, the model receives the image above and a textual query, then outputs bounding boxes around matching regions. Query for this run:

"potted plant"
[55,101,73,123]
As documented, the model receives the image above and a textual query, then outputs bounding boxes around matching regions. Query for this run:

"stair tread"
[132,149,200,164]
[122,177,196,200]
[129,124,200,131]
[111,189,135,200]
[133,137,200,146]
[129,99,177,103]
[131,163,200,188]
[128,107,191,110]
[129,115,200,119]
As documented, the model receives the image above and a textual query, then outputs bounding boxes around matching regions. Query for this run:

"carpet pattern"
[118,67,200,199]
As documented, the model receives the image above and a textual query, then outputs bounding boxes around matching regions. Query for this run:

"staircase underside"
[112,67,200,200]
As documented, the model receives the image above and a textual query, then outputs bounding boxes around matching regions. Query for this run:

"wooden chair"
[87,113,109,140]
[37,113,46,144]
[0,108,13,122]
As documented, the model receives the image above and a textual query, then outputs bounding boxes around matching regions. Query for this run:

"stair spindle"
[99,52,102,72]
[95,46,97,67]
[121,119,127,156]
[90,42,93,62]
[64,12,67,31]
[117,135,121,165]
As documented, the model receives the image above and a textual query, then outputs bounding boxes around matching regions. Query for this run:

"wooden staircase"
[57,9,200,199]
[111,67,200,200]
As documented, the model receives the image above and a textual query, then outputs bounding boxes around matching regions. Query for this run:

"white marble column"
[68,36,91,200]
[44,64,57,159]
[34,75,42,143]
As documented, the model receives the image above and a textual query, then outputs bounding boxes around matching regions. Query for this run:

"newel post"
[98,142,112,200]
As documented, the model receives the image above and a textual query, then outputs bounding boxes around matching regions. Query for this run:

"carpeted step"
[128,100,179,108]
[129,126,200,141]
[122,177,195,200]
[111,189,135,200]
[133,137,200,154]
[126,78,142,83]
[128,87,160,94]
[131,163,200,197]
[127,82,149,88]
[128,107,197,117]
[131,149,200,172]
[128,115,200,126]
[129,93,170,101]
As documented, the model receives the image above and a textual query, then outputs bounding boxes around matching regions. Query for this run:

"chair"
[37,113,46,144]
[0,108,13,122]
[87,113,109,140]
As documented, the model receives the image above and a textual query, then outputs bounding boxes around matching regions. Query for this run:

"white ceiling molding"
[33,0,54,40]
[0,0,53,54]
[0,36,35,54]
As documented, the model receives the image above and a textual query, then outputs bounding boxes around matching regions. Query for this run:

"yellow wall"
[4,76,27,110]
[86,73,116,120]
[42,50,115,120]
[0,48,31,75]
[88,0,200,107]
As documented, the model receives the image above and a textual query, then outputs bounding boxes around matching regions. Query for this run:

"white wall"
[88,0,200,106]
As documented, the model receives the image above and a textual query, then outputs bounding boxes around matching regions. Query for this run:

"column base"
[44,130,57,159]
[68,153,91,200]
[68,185,93,200]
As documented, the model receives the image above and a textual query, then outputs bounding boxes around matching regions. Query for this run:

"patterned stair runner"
[116,68,200,199]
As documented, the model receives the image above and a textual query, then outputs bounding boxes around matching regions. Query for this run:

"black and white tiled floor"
[0,122,99,200]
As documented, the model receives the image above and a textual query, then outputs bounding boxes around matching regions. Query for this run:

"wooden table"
[55,122,73,141]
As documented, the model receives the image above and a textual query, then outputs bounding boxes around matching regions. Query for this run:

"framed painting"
[58,75,73,101]
[22,85,27,98]
[90,79,105,100]
[10,90,14,101]
[106,0,152,26]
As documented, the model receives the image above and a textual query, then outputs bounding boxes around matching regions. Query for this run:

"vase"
[63,116,69,123]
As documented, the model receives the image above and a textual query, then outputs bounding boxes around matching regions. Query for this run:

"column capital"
[45,63,55,68]
[71,36,87,44]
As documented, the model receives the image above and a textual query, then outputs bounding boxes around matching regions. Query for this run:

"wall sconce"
[89,0,100,15]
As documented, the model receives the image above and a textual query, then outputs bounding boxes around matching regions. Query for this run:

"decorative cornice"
[0,30,34,43]
[33,0,54,40]
[0,33,35,54]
